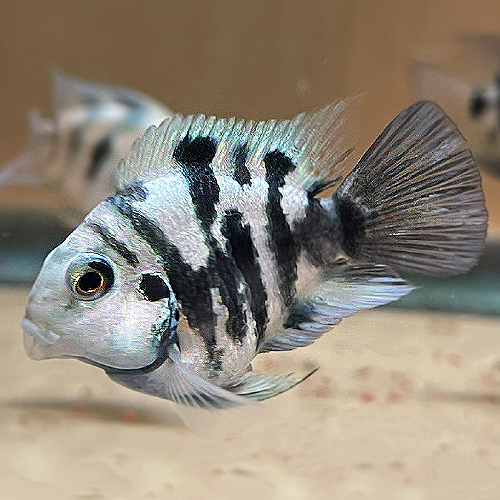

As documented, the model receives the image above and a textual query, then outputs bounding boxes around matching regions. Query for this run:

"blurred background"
[1,1,500,499]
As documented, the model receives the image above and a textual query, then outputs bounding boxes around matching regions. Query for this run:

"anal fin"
[226,369,318,401]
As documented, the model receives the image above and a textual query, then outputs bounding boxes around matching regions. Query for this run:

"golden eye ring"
[67,254,114,300]
[74,270,106,296]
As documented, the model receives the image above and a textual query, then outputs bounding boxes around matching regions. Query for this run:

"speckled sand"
[2,286,500,499]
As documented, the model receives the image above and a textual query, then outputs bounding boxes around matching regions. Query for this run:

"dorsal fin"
[116,99,358,193]
[51,67,170,118]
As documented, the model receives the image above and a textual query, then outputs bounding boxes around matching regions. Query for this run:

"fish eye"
[469,89,487,118]
[67,254,114,300]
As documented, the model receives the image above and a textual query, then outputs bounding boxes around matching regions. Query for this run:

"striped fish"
[414,61,500,176]
[21,100,487,411]
[1,69,172,217]
[414,35,500,176]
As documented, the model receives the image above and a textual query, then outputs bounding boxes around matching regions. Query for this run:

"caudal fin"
[332,101,487,276]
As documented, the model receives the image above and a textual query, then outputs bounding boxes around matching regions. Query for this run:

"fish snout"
[20,316,60,360]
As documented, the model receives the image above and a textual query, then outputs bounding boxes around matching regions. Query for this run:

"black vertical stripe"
[221,209,268,347]
[115,93,142,110]
[233,143,251,186]
[173,135,220,231]
[88,136,112,179]
[173,134,255,344]
[211,246,249,343]
[264,150,298,307]
[292,198,342,267]
[469,88,487,118]
[87,222,140,267]
[108,195,218,355]
[68,128,83,155]
[333,195,366,258]
[114,180,149,202]
[173,135,217,167]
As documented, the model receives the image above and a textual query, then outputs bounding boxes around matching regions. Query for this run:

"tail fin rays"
[333,101,487,276]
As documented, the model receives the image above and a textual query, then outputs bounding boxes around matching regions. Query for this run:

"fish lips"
[21,317,61,360]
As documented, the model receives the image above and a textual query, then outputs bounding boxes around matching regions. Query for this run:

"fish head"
[21,224,178,372]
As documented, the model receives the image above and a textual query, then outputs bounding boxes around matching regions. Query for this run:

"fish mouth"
[20,318,60,346]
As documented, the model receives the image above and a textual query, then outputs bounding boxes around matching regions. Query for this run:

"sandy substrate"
[1,286,500,499]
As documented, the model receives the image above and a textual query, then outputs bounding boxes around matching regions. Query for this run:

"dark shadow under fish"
[2,397,183,427]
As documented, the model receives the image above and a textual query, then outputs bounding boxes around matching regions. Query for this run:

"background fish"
[414,35,500,176]
[0,69,172,218]
[21,100,487,413]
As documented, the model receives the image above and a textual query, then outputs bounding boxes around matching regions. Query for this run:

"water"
[1,1,500,498]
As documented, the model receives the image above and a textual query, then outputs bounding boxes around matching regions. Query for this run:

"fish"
[0,69,172,218]
[21,100,487,413]
[413,35,500,176]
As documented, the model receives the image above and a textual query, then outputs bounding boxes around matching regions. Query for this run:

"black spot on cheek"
[139,273,171,302]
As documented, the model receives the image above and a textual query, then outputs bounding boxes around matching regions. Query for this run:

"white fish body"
[1,69,172,216]
[21,100,487,411]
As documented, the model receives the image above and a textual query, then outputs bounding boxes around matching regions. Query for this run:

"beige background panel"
[1,0,500,229]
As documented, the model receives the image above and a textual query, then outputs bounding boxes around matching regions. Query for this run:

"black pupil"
[78,271,103,293]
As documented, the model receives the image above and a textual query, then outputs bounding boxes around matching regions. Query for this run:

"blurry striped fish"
[414,35,500,176]
[0,69,172,217]
[21,100,487,412]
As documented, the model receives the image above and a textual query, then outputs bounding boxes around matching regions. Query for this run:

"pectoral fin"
[108,345,251,410]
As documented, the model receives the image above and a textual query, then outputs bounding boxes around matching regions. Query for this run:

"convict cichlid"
[414,61,500,176]
[414,34,500,177]
[0,69,172,218]
[21,100,487,410]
